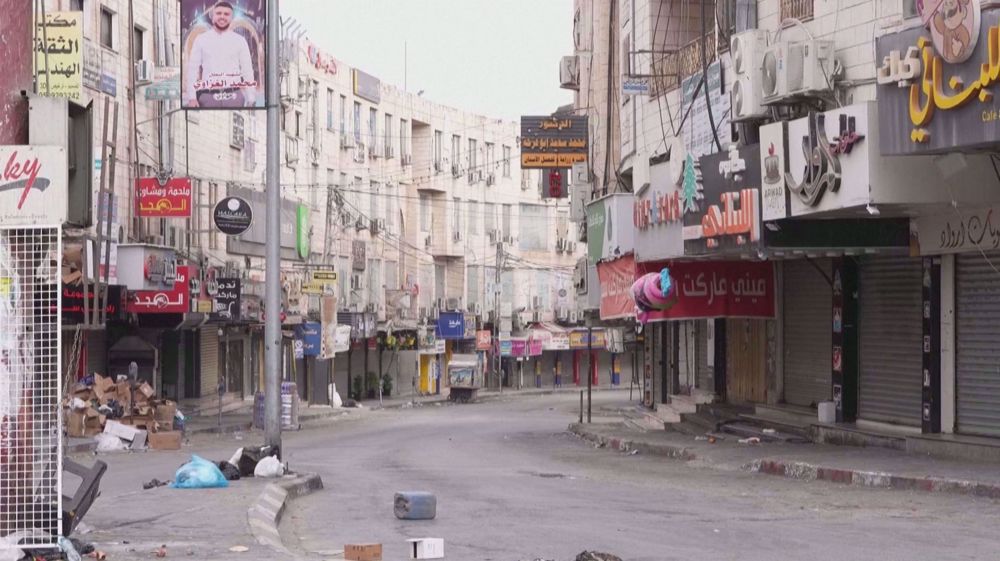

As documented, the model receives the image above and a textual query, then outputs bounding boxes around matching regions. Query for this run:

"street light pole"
[264,0,282,452]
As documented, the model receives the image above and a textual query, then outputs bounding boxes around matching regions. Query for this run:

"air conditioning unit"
[446,297,460,310]
[470,302,483,315]
[488,229,500,244]
[353,146,366,163]
[452,230,463,242]
[370,218,385,233]
[355,217,367,231]
[350,274,363,290]
[786,39,835,96]
[730,29,769,121]
[762,39,835,104]
[486,173,495,186]
[366,302,378,314]
[341,133,355,149]
[569,310,579,323]
[135,59,154,85]
[560,55,580,90]
[502,234,515,244]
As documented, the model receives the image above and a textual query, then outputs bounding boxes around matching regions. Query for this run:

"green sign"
[586,198,607,263]
[296,205,310,260]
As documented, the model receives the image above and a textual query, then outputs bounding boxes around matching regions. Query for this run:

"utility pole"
[264,0,282,452]
[494,241,503,393]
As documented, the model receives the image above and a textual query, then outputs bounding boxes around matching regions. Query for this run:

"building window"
[340,95,347,136]
[100,7,115,50]
[384,113,392,156]
[502,145,511,177]
[369,108,377,146]
[70,0,84,10]
[502,204,512,237]
[484,202,496,234]
[485,142,494,176]
[231,113,245,149]
[468,139,477,173]
[420,194,430,233]
[133,26,145,63]
[295,110,303,138]
[518,204,548,250]
[780,0,814,22]
[622,33,632,78]
[326,89,335,131]
[451,135,461,172]
[353,102,362,143]
[400,119,409,159]
[434,130,443,170]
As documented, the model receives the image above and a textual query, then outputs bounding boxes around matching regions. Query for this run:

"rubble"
[574,552,623,561]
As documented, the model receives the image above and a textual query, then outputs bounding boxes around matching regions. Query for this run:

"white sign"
[759,122,787,221]
[915,207,1000,255]
[0,146,67,226]
[623,77,650,96]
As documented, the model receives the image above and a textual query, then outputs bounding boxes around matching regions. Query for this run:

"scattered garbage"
[345,543,381,560]
[331,384,344,408]
[626,449,639,455]
[708,436,717,444]
[694,436,709,441]
[86,551,106,560]
[171,455,229,489]
[575,552,623,561]
[155,544,168,558]
[394,491,437,520]
[738,437,761,445]
[407,537,444,559]
[237,445,279,477]
[228,546,250,553]
[57,537,82,561]
[762,428,777,434]
[217,461,241,481]
[94,433,129,453]
[253,455,285,478]
[143,478,170,490]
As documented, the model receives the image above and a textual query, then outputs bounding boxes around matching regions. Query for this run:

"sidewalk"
[570,421,1000,500]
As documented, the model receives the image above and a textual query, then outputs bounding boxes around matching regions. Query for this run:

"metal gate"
[956,252,1000,437]
[199,328,219,397]
[859,255,923,426]
[783,259,832,408]
[0,227,62,548]
[726,318,768,403]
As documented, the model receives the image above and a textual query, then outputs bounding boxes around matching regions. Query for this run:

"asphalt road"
[281,393,1000,561]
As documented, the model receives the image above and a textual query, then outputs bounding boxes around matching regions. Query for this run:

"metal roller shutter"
[200,329,220,398]
[783,259,832,408]
[859,255,923,426]
[85,329,108,377]
[956,252,1000,437]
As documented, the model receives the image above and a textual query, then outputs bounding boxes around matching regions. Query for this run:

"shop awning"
[530,322,570,351]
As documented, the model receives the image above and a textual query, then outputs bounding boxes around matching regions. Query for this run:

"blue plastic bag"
[171,455,229,489]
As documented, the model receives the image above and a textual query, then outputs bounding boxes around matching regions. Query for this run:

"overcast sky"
[280,0,574,121]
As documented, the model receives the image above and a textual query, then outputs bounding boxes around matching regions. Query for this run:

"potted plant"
[351,375,363,401]
[381,374,393,397]
[365,371,378,399]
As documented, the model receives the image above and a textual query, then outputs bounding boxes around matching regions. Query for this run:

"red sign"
[637,260,775,320]
[136,177,192,218]
[597,255,637,320]
[127,265,189,314]
[476,330,492,351]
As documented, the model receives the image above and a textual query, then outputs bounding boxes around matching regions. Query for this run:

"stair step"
[668,395,698,414]
[720,421,810,443]
[739,413,813,439]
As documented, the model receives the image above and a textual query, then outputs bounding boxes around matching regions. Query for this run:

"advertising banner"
[210,277,241,321]
[569,329,606,350]
[34,11,83,100]
[637,260,775,321]
[181,0,266,110]
[145,66,181,100]
[475,330,492,351]
[597,255,636,320]
[295,322,321,356]
[436,312,465,340]
[62,284,126,323]
[128,265,189,314]
[320,295,338,359]
[520,115,588,169]
[136,177,193,218]
[0,146,68,226]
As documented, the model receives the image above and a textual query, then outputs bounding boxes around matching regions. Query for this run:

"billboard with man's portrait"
[180,0,266,110]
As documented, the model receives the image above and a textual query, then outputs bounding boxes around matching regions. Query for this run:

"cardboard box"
[94,374,115,403]
[154,401,176,431]
[104,420,148,449]
[137,382,155,400]
[115,381,132,408]
[147,430,182,450]
[407,538,443,560]
[120,414,155,430]
[68,408,104,437]
[345,544,383,561]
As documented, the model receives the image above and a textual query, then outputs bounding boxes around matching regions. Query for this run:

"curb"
[247,472,324,556]
[743,459,1000,499]
[568,423,697,461]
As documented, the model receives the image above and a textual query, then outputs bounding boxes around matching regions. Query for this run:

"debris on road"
[237,445,280,477]
[171,455,229,489]
[227,546,250,553]
[253,455,285,478]
[142,478,170,490]
[406,537,444,559]
[344,543,382,560]
[155,544,167,557]
[217,460,241,481]
[626,449,639,455]
[575,552,623,561]
[394,491,437,520]
[738,437,761,445]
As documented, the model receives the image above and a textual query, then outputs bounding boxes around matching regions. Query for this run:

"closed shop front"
[199,328,220,398]
[85,329,108,378]
[783,259,833,408]
[956,252,1000,437]
[859,255,922,426]
[726,318,767,403]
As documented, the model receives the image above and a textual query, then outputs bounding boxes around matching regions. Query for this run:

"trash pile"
[139,445,285,491]
[63,373,185,451]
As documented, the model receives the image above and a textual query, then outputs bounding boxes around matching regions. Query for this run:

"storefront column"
[922,256,942,434]
[832,257,859,423]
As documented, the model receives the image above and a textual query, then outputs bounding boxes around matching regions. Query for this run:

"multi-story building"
[16,0,581,409]
[577,0,1000,448]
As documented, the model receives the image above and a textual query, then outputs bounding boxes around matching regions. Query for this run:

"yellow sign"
[521,152,587,169]
[310,270,338,283]
[196,299,213,314]
[34,11,83,100]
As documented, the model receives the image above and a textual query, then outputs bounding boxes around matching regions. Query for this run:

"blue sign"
[499,340,514,356]
[295,322,322,356]
[436,312,465,340]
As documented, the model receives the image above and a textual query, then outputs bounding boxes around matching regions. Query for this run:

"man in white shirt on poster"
[184,1,258,108]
